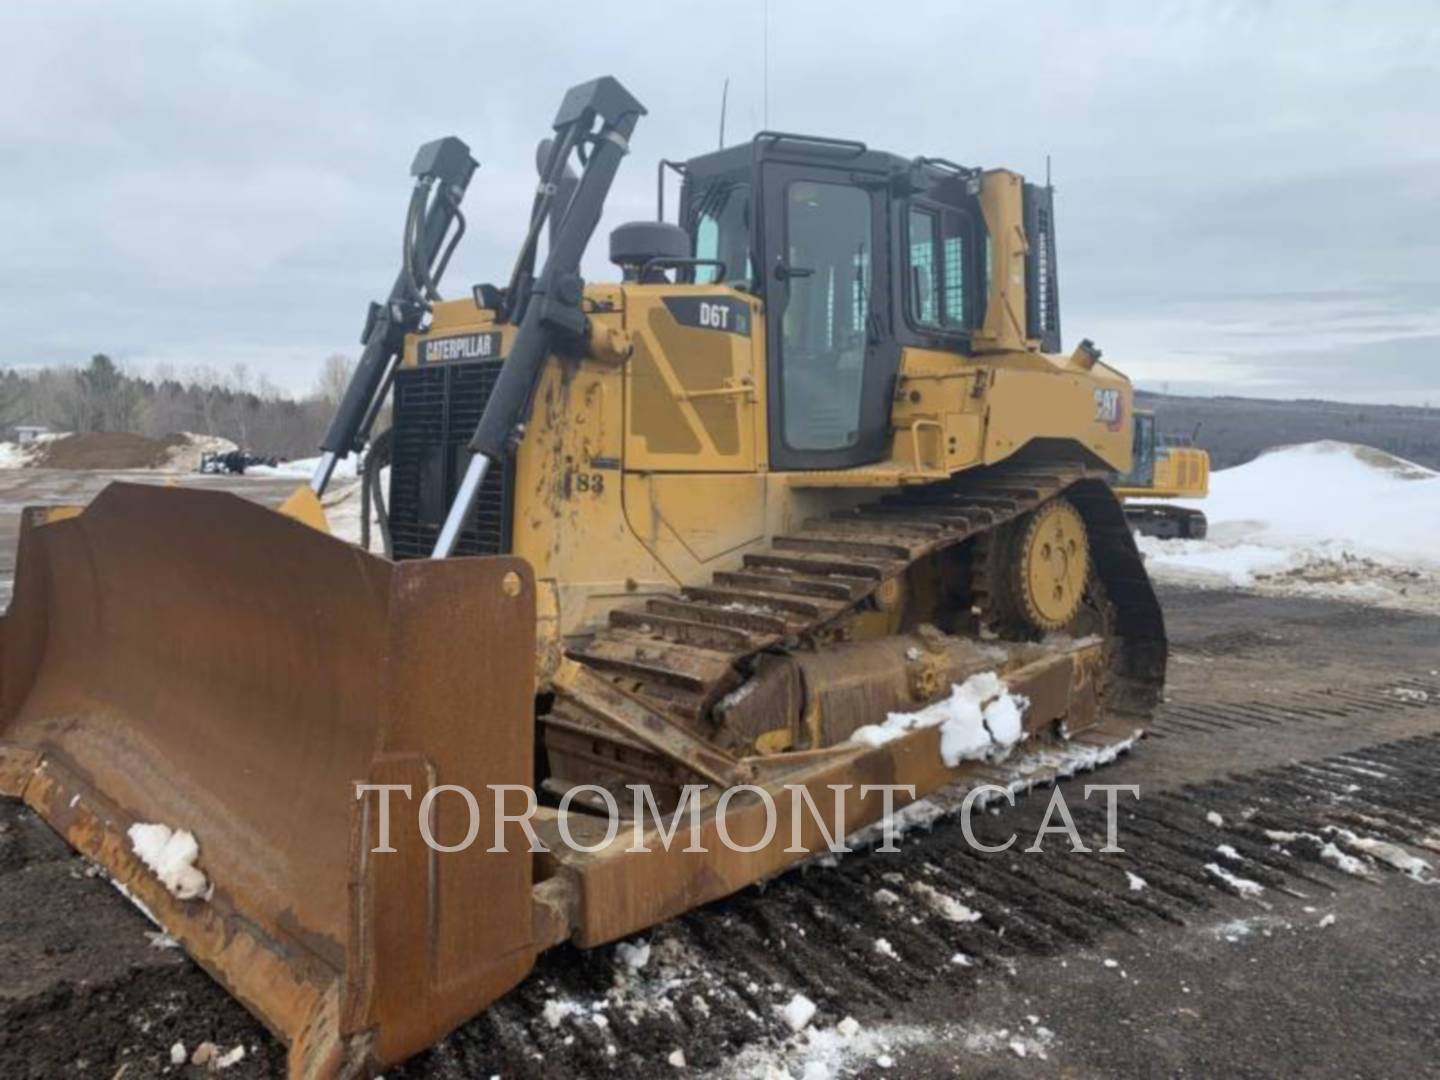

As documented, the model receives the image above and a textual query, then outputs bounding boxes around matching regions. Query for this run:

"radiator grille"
[388,360,512,560]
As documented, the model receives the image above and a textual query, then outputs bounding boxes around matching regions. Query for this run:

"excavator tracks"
[544,460,1167,798]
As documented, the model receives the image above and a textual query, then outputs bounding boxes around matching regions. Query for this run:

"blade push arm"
[311,136,478,496]
[431,76,645,558]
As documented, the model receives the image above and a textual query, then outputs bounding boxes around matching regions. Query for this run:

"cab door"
[760,163,899,470]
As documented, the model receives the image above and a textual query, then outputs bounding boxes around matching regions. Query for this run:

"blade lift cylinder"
[432,77,645,558]
[311,136,478,496]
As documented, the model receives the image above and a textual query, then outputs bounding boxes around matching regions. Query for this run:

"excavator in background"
[0,77,1165,1076]
[1114,408,1211,538]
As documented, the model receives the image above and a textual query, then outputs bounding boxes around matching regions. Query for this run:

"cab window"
[779,179,872,451]
[691,181,752,286]
[906,204,976,331]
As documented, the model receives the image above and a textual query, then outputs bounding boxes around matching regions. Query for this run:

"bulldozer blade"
[0,482,539,1075]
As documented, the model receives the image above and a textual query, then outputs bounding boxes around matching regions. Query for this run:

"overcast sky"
[2,2,1436,404]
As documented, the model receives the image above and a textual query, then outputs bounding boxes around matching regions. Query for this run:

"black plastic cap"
[411,136,478,186]
[553,76,646,129]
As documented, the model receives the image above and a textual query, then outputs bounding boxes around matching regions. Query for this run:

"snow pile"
[127,822,209,900]
[1138,441,1440,606]
[848,671,1029,767]
[249,453,358,481]
[0,431,65,468]
[164,432,238,471]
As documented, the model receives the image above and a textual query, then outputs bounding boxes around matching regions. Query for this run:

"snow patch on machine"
[847,671,1030,768]
[127,822,210,901]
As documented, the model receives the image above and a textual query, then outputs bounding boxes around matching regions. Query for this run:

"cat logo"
[420,331,503,365]
[1093,388,1123,430]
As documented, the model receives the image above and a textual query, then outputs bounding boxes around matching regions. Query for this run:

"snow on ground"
[163,432,237,471]
[248,453,358,481]
[1138,441,1440,611]
[1210,914,1293,942]
[722,1017,933,1079]
[0,431,64,468]
[1265,824,1435,880]
[254,453,388,554]
[319,464,387,552]
[723,1016,1054,1077]
[1204,862,1266,900]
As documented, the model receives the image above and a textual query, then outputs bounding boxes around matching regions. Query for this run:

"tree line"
[0,354,356,459]
[1139,391,1440,471]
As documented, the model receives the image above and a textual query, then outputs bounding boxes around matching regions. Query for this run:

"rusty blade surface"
[0,483,539,1075]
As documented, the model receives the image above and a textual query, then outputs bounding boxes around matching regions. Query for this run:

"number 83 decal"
[568,469,605,496]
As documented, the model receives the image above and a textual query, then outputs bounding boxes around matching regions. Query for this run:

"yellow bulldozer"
[0,77,1164,1076]
[1113,408,1211,538]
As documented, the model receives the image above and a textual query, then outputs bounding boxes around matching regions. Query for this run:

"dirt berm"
[32,432,185,470]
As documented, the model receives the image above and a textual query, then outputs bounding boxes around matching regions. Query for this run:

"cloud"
[0,2,1435,402]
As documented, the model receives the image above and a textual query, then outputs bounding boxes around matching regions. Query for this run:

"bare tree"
[312,353,354,408]
[0,372,27,433]
[0,361,343,457]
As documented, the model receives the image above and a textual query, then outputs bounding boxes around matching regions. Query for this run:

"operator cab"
[664,134,1054,472]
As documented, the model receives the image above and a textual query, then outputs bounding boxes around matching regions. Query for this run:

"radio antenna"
[719,77,730,149]
[762,0,770,127]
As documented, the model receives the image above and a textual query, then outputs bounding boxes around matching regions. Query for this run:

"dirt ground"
[0,468,300,607]
[1,469,1438,1078]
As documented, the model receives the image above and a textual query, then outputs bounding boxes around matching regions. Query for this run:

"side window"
[694,216,719,276]
[691,182,751,286]
[909,208,938,324]
[906,203,975,331]
[941,233,967,325]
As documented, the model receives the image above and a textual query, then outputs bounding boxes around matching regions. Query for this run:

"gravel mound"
[32,432,187,470]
